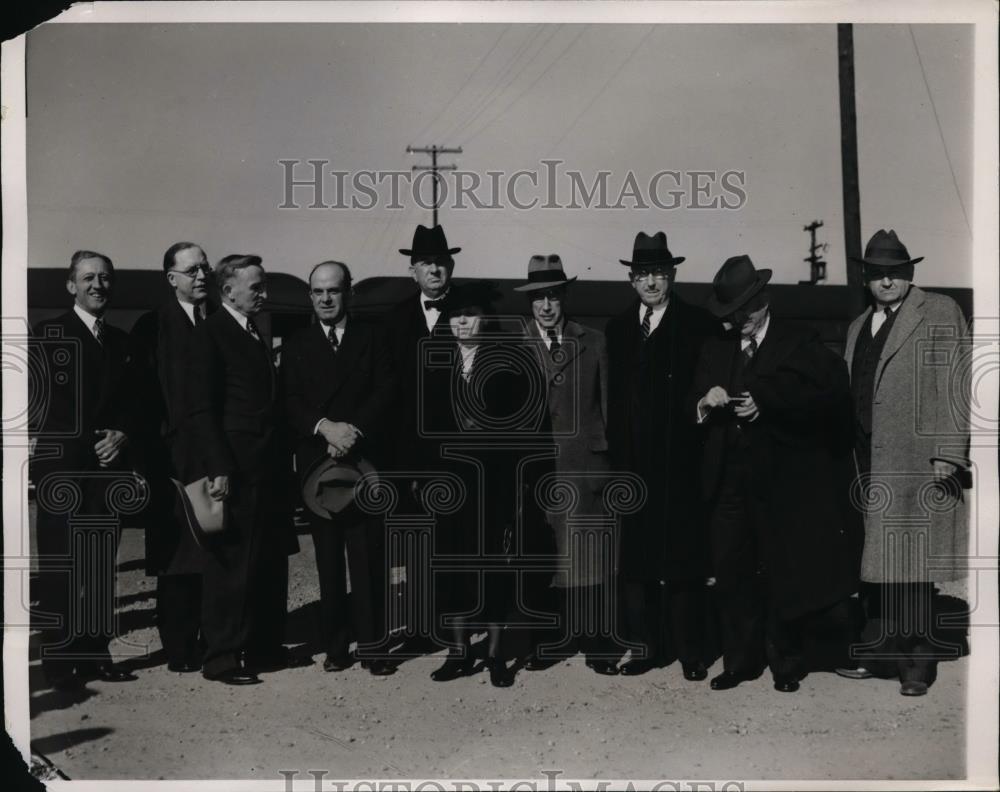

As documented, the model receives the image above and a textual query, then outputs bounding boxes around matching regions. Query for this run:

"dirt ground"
[25,525,968,782]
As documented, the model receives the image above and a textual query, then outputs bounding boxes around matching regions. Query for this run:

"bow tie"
[424,298,447,311]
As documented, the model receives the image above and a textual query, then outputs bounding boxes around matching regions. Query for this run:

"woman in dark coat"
[424,282,550,687]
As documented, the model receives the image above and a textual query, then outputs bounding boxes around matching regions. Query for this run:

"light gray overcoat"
[844,285,970,583]
[526,319,612,588]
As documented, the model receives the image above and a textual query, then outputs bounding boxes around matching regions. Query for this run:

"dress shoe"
[682,661,708,681]
[619,658,658,677]
[93,663,137,683]
[430,654,475,682]
[773,676,800,693]
[900,680,928,697]
[488,657,513,688]
[167,661,202,673]
[323,653,355,672]
[209,667,262,686]
[710,670,756,691]
[362,659,396,677]
[585,659,619,676]
[835,666,874,680]
[522,654,546,671]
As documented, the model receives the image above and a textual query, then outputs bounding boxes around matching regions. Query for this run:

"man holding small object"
[693,255,858,693]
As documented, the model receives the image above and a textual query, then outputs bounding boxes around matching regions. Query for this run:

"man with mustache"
[128,242,215,673]
[30,250,137,689]
[187,254,306,685]
[606,232,717,679]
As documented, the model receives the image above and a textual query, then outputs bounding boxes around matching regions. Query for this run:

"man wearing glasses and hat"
[838,229,970,696]
[514,254,618,676]
[383,224,461,653]
[128,242,216,674]
[605,231,717,679]
[692,255,858,693]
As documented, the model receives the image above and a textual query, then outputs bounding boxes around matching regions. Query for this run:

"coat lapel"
[525,319,585,384]
[874,286,926,392]
[844,306,871,371]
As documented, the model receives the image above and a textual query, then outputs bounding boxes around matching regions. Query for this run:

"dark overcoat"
[691,319,860,620]
[605,297,717,583]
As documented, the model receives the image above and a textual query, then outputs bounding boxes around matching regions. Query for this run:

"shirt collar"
[742,311,771,348]
[535,319,564,340]
[222,301,249,331]
[177,297,205,326]
[320,314,348,336]
[73,303,101,333]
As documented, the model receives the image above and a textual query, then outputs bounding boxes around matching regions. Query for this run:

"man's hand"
[207,475,230,501]
[318,419,359,456]
[94,429,127,467]
[933,459,958,481]
[696,386,729,421]
[732,391,760,422]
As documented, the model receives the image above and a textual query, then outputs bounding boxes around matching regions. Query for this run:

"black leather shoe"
[488,658,513,688]
[620,658,658,677]
[682,661,708,681]
[94,663,137,683]
[835,666,874,679]
[323,653,354,672]
[710,670,755,691]
[773,676,800,693]
[585,659,620,676]
[900,680,928,697]
[522,654,546,671]
[430,654,474,682]
[362,659,396,677]
[211,667,262,686]
[167,661,202,673]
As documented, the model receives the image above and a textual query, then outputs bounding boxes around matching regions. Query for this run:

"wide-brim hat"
[850,229,924,269]
[301,454,379,519]
[399,224,461,261]
[443,280,502,312]
[171,477,225,549]
[705,254,772,318]
[513,254,578,293]
[619,231,685,267]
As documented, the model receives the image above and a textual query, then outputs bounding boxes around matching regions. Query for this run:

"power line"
[908,24,971,236]
[407,144,463,226]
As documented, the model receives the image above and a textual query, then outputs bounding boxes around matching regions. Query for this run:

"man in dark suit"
[692,255,858,693]
[382,224,461,651]
[129,242,215,673]
[606,232,717,680]
[187,254,307,685]
[282,261,397,676]
[30,250,138,689]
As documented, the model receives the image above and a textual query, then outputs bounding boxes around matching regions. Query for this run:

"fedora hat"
[399,224,461,262]
[851,229,924,269]
[171,477,225,549]
[301,454,379,519]
[705,255,772,318]
[619,231,685,267]
[513,254,578,292]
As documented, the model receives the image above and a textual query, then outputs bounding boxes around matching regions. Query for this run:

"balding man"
[282,261,397,675]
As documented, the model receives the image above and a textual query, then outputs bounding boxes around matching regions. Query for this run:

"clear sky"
[25,22,972,286]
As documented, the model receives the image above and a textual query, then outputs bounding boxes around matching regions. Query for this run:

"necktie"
[247,317,261,342]
[742,336,758,367]
[194,306,205,326]
[326,326,339,353]
[93,317,104,345]
[641,306,653,339]
[547,328,561,355]
[424,298,447,311]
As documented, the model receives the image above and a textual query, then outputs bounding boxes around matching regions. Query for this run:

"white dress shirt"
[870,301,901,336]
[421,289,450,333]
[177,298,206,326]
[638,300,669,334]
[314,316,351,436]
[73,304,102,339]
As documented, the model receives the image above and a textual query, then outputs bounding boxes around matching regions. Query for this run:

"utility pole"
[799,220,829,285]
[838,24,865,318]
[407,145,462,226]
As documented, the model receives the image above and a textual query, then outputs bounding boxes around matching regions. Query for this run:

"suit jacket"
[186,306,296,553]
[30,309,134,485]
[605,296,717,582]
[525,319,610,586]
[382,291,451,471]
[691,317,859,618]
[281,316,397,489]
[844,285,969,583]
[128,299,216,573]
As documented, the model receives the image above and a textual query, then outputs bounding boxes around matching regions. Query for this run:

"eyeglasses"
[631,269,672,282]
[171,264,212,279]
